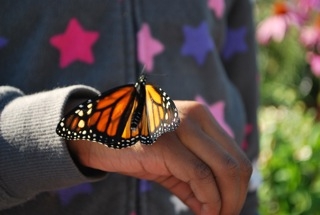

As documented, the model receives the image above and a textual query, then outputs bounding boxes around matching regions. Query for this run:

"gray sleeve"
[0,85,105,210]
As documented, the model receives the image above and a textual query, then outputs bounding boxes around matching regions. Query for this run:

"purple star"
[139,179,152,193]
[222,26,248,60]
[181,21,215,65]
[0,37,8,48]
[56,183,93,206]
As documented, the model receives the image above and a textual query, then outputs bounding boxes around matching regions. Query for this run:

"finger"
[194,103,253,211]
[156,176,202,214]
[175,117,244,214]
[176,101,252,211]
[154,134,222,215]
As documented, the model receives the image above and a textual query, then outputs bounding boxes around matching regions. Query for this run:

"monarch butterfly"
[56,74,180,149]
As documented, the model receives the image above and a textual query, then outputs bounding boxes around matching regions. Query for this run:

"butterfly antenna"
[141,65,146,75]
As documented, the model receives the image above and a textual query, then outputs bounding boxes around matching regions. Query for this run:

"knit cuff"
[0,85,105,208]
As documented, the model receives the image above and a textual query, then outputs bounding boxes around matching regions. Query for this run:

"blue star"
[181,21,215,65]
[139,179,152,193]
[56,183,93,206]
[0,37,8,48]
[222,26,248,60]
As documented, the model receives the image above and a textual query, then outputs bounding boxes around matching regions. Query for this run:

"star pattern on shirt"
[208,0,225,18]
[56,183,93,206]
[137,23,164,72]
[222,27,248,60]
[50,18,100,68]
[0,37,8,49]
[181,21,215,65]
[139,179,152,193]
[196,96,234,138]
[241,123,253,150]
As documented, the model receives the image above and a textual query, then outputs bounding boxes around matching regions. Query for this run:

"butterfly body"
[56,74,180,149]
[130,76,146,130]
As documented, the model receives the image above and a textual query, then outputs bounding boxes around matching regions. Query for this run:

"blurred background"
[255,0,320,214]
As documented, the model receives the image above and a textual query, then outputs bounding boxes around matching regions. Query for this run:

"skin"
[67,101,253,215]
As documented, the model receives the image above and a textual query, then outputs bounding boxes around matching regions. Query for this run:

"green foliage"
[255,1,320,215]
[259,30,320,109]
[259,105,320,215]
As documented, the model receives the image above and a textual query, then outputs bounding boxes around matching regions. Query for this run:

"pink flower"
[307,52,320,76]
[257,2,305,45]
[300,26,320,49]
[298,0,320,13]
[257,16,288,44]
[300,16,320,51]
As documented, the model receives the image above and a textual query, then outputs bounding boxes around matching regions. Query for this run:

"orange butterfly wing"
[138,85,179,144]
[56,85,142,148]
[56,76,180,149]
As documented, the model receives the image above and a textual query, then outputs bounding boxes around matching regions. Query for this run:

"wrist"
[67,140,105,176]
[62,97,106,176]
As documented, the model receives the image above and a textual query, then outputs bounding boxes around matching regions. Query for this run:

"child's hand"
[67,101,252,215]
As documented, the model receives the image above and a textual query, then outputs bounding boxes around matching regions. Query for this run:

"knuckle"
[223,155,240,178]
[192,160,214,183]
[212,196,222,209]
[189,101,210,115]
[241,157,253,180]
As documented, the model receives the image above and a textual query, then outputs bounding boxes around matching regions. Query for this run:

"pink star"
[208,0,225,18]
[50,18,100,68]
[137,23,164,72]
[196,96,234,138]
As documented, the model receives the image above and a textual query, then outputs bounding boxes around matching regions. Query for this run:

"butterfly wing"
[56,84,142,149]
[138,84,180,145]
[56,78,180,148]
